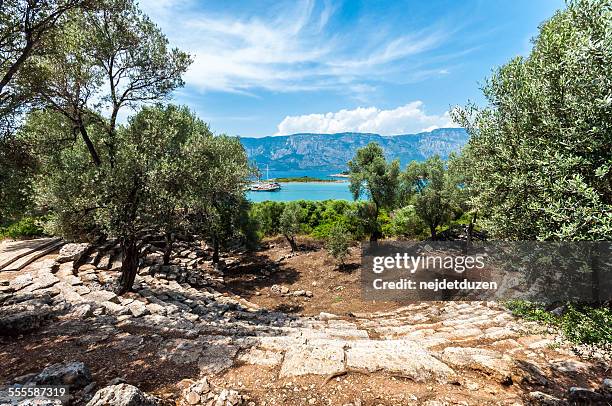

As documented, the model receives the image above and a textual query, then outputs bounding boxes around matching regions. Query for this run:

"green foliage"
[26,104,251,290]
[0,136,36,222]
[348,142,400,240]
[506,300,612,351]
[249,199,435,241]
[399,156,457,239]
[0,216,45,239]
[279,202,303,251]
[387,205,428,238]
[452,0,612,240]
[325,222,351,265]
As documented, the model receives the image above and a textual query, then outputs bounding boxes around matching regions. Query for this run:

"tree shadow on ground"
[219,252,301,301]
[335,262,360,274]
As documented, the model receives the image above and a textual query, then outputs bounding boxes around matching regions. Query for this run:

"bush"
[325,222,351,265]
[387,205,427,238]
[0,216,46,239]
[506,300,612,353]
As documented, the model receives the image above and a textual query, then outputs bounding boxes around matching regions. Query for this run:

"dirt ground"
[222,236,405,317]
[1,237,610,405]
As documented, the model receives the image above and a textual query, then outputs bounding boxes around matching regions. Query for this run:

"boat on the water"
[249,181,281,192]
[249,165,281,192]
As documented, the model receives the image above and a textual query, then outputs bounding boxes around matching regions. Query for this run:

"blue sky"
[138,0,565,137]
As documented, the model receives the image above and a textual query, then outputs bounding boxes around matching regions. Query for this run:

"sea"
[245,169,357,202]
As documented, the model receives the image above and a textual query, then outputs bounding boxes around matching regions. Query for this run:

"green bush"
[0,216,46,239]
[506,300,612,352]
[387,205,427,238]
[250,199,433,241]
[326,222,351,265]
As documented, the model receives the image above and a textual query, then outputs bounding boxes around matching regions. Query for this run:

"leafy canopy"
[452,0,612,240]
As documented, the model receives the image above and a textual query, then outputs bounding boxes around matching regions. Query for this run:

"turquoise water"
[246,181,356,202]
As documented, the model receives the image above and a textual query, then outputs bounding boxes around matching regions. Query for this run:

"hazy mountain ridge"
[240,128,469,172]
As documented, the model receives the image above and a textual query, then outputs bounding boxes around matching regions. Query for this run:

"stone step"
[0,238,62,271]
[1,240,64,272]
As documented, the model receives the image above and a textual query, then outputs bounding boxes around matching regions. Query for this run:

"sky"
[138,0,565,137]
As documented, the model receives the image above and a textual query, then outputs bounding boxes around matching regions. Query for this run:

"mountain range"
[240,128,469,173]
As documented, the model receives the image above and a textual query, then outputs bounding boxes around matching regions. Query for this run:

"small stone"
[127,301,149,318]
[72,304,94,319]
[568,386,604,402]
[84,290,120,304]
[466,382,479,391]
[602,378,612,393]
[319,312,338,321]
[528,391,564,406]
[86,383,160,406]
[185,391,200,405]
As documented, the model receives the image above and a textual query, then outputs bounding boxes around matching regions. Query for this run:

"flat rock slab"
[84,290,119,304]
[280,344,345,377]
[439,347,513,384]
[0,238,61,270]
[237,347,283,367]
[346,340,455,382]
[197,340,238,375]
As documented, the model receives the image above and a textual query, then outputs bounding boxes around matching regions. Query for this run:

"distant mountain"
[240,128,469,172]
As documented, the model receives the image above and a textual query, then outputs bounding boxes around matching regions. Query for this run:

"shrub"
[506,300,612,353]
[0,216,46,239]
[326,222,351,266]
[387,205,427,238]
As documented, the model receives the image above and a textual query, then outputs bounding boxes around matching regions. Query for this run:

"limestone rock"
[567,387,604,402]
[127,300,149,318]
[346,340,455,382]
[86,383,160,406]
[56,243,90,264]
[0,301,54,335]
[528,391,566,405]
[280,343,345,377]
[439,347,513,384]
[237,348,283,367]
[84,290,120,304]
[34,361,92,388]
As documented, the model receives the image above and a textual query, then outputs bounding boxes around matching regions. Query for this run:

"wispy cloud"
[275,101,458,135]
[139,0,456,95]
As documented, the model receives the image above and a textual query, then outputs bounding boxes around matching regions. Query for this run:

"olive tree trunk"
[284,234,298,252]
[116,236,139,294]
[163,232,173,265]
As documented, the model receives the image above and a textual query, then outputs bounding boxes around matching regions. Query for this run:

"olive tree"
[27,105,218,293]
[326,222,350,266]
[279,202,303,252]
[183,134,253,263]
[399,156,454,240]
[452,0,612,240]
[21,0,190,166]
[348,142,400,241]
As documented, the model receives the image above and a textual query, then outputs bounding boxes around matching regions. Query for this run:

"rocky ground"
[0,237,610,405]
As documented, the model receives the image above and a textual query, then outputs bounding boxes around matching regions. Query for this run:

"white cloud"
[275,101,458,135]
[138,0,451,94]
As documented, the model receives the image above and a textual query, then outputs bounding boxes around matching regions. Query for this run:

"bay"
[246,181,357,202]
